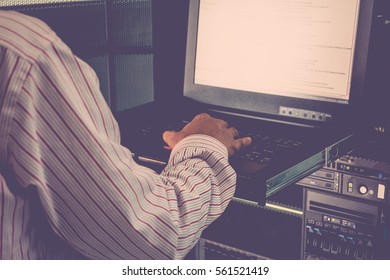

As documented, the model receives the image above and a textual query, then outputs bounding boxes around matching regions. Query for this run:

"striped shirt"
[0,11,236,259]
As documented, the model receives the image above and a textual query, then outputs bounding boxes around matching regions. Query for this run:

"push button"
[359,185,368,195]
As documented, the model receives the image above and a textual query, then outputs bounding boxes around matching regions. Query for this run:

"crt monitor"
[184,0,375,124]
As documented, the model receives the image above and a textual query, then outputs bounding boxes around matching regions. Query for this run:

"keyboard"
[132,119,304,168]
[238,132,303,165]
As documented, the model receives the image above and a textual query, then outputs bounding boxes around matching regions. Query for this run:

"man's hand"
[162,113,252,156]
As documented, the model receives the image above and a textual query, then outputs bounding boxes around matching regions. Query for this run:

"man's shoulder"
[0,10,58,62]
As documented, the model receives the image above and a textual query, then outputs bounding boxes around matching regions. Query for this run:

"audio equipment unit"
[302,189,390,259]
[300,132,390,259]
[297,154,390,204]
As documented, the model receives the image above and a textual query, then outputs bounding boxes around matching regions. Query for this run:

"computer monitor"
[184,0,374,124]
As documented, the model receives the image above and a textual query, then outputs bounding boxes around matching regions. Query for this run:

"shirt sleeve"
[7,37,236,259]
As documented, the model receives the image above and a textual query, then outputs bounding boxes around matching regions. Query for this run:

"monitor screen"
[184,0,374,123]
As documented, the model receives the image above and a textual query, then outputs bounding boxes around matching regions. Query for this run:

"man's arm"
[7,33,249,259]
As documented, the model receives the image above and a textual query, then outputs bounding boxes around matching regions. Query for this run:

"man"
[0,10,251,259]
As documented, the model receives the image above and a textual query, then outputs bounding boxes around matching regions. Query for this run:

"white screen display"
[195,0,361,103]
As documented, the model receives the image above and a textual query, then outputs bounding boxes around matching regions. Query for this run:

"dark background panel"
[113,54,154,111]
[83,55,110,103]
[0,0,163,112]
[111,0,153,48]
[2,1,108,55]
